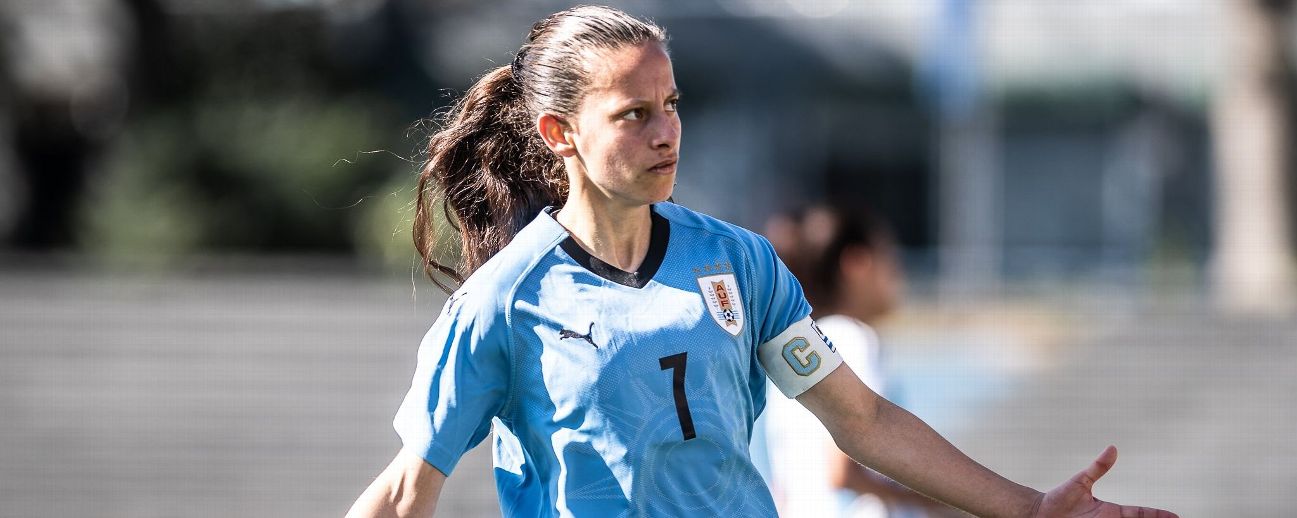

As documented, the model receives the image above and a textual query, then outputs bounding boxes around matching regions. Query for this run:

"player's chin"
[631,173,675,202]
[646,179,675,204]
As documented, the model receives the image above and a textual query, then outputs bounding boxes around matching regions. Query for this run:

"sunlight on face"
[568,42,681,208]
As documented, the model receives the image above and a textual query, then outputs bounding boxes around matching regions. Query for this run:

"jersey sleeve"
[746,235,844,398]
[816,316,886,395]
[392,292,511,476]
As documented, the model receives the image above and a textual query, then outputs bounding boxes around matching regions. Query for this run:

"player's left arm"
[796,363,1179,518]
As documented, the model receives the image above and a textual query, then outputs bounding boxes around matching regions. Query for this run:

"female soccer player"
[348,6,1176,517]
[761,206,956,517]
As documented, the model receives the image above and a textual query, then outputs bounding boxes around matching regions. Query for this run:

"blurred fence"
[0,262,499,517]
[2,261,1294,516]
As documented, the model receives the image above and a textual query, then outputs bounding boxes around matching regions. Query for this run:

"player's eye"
[666,98,679,113]
[622,108,646,121]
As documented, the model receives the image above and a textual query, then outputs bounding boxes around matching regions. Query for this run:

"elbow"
[831,387,884,437]
[349,450,444,518]
[348,473,405,518]
[826,392,886,463]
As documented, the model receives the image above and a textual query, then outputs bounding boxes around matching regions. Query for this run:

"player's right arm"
[349,287,511,518]
[346,450,446,517]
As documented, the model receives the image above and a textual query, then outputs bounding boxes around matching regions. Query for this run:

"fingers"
[1071,448,1177,518]
[1070,445,1118,492]
[1119,505,1179,518]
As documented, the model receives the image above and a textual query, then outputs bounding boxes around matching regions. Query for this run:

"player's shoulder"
[655,201,774,255]
[445,210,568,319]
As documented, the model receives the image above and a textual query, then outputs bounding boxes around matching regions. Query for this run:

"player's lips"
[648,157,677,174]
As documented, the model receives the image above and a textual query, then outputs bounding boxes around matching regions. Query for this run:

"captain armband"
[757,316,845,398]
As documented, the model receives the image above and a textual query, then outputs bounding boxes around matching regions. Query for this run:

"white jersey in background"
[759,315,888,518]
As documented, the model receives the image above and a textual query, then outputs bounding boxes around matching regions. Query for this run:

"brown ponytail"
[413,6,667,292]
[414,65,565,292]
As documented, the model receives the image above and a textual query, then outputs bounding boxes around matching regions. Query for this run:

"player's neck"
[555,194,653,273]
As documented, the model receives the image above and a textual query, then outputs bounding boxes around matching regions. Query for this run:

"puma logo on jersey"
[442,291,468,316]
[560,322,598,349]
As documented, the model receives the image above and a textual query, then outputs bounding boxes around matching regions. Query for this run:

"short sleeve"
[816,316,885,395]
[747,235,809,345]
[392,294,511,476]
[746,235,844,398]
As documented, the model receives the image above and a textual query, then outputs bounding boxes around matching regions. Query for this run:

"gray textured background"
[2,267,1291,517]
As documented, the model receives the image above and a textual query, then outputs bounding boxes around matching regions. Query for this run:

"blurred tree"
[1,0,131,249]
[76,4,430,265]
[353,171,461,275]
[1211,0,1295,315]
[82,93,398,260]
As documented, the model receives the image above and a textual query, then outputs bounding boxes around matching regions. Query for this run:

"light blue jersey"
[394,202,842,517]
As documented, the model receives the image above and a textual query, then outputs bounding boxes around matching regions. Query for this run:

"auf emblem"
[712,281,737,327]
[697,273,745,336]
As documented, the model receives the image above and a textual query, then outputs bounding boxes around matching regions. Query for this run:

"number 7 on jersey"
[658,352,696,440]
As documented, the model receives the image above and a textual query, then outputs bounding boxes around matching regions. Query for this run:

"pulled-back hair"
[414,6,668,291]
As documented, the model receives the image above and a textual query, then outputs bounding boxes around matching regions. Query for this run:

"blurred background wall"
[1,1,1293,516]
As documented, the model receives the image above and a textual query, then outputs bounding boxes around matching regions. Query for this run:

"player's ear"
[538,113,577,157]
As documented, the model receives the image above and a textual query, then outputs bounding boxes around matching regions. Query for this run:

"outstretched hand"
[1033,446,1177,518]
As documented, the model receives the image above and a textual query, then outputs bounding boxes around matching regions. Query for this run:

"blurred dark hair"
[769,205,891,316]
[413,6,668,292]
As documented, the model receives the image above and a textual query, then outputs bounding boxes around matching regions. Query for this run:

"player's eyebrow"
[616,89,682,108]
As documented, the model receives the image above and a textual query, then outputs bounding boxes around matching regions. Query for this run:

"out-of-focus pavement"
[0,265,496,518]
[1,266,1292,517]
[885,293,1297,517]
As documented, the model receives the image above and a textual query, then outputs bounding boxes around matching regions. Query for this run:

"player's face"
[842,239,905,319]
[868,241,905,316]
[568,42,681,207]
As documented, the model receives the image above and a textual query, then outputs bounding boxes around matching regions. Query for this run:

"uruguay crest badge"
[697,272,744,336]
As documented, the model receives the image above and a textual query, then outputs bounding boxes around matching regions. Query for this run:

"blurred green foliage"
[80,91,409,264]
[353,172,462,276]
[61,6,466,271]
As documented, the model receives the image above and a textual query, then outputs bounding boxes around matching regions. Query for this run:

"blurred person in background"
[761,205,958,518]
[348,6,1176,518]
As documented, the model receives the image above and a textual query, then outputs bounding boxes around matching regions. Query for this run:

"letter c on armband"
[781,337,821,376]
